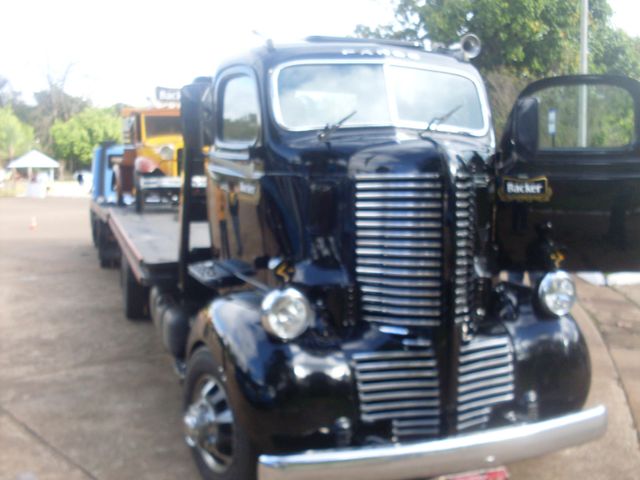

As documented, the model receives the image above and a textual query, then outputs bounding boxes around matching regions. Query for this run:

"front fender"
[496,283,591,418]
[187,290,357,453]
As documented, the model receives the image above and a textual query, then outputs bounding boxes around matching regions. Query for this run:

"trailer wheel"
[184,347,257,480]
[121,258,148,320]
[97,221,117,269]
[90,211,98,247]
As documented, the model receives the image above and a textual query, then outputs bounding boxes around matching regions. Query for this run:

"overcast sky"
[1,0,638,108]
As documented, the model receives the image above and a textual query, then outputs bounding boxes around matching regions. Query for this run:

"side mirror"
[513,96,539,159]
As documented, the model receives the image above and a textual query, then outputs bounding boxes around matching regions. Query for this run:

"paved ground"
[0,197,639,480]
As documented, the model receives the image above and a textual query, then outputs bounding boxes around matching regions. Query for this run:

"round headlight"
[538,271,576,316]
[261,288,313,340]
[159,145,174,161]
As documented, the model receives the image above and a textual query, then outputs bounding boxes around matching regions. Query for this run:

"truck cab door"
[495,75,640,272]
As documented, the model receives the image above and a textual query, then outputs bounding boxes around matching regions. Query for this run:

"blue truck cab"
[91,142,125,203]
[90,142,125,265]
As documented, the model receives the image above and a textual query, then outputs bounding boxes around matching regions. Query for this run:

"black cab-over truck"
[90,35,640,480]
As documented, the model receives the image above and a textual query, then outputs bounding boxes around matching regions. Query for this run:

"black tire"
[90,211,98,247]
[121,258,148,320]
[184,347,257,480]
[97,221,115,269]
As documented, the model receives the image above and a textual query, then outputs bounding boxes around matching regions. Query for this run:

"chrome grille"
[454,172,475,336]
[354,173,443,328]
[456,336,515,431]
[353,346,440,440]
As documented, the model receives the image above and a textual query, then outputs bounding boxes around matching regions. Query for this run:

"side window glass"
[220,75,260,145]
[536,84,635,150]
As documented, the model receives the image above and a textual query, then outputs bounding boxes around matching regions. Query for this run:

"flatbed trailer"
[91,199,210,317]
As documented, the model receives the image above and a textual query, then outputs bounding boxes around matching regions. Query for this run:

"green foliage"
[357,0,584,76]
[0,106,34,164]
[51,107,122,170]
[356,0,640,142]
[537,84,634,149]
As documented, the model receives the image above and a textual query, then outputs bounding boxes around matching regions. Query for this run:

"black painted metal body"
[174,40,640,456]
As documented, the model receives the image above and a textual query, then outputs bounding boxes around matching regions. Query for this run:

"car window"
[536,84,635,150]
[220,75,260,144]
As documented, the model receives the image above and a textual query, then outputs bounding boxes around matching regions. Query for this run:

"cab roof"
[216,36,479,77]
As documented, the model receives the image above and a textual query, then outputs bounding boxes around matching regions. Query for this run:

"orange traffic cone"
[29,216,38,230]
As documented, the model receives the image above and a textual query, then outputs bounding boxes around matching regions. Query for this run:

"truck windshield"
[144,116,182,138]
[275,63,485,135]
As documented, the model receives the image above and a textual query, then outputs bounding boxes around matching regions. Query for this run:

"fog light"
[538,271,576,316]
[261,287,313,340]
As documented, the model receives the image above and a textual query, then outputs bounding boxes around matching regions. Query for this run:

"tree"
[355,0,637,78]
[0,106,34,165]
[356,0,584,76]
[51,107,121,171]
[355,0,640,138]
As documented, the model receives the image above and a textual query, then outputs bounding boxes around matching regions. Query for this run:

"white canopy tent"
[7,150,60,181]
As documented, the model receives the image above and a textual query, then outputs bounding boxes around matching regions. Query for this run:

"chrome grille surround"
[354,173,443,328]
[456,335,515,431]
[352,345,440,440]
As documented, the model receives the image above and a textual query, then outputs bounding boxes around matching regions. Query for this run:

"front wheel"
[183,347,257,480]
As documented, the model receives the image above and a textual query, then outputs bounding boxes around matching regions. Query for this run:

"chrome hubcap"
[184,376,234,472]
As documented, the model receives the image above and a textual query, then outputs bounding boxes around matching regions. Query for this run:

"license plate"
[433,466,509,480]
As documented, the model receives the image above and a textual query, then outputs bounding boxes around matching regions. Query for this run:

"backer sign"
[498,176,553,202]
[156,87,181,103]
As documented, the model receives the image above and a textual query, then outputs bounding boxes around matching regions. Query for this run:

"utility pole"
[578,0,589,147]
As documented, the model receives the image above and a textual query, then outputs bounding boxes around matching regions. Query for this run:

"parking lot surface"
[0,197,639,479]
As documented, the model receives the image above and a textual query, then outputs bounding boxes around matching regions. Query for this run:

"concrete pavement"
[0,197,638,479]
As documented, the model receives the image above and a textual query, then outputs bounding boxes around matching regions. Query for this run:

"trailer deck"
[92,201,210,286]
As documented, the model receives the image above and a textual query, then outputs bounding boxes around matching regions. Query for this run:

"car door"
[207,66,266,265]
[495,75,640,272]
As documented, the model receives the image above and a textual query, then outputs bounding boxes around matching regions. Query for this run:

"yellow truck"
[114,107,184,211]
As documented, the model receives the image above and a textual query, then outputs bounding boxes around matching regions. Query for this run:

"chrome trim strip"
[361,285,441,298]
[356,181,442,190]
[356,191,442,199]
[357,248,442,258]
[358,380,439,392]
[355,172,441,180]
[356,220,443,229]
[355,359,437,371]
[258,406,608,480]
[353,350,432,360]
[359,389,439,402]
[356,210,442,219]
[362,408,440,422]
[355,201,442,209]
[363,316,440,327]
[357,258,441,268]
[357,276,441,288]
[362,295,441,308]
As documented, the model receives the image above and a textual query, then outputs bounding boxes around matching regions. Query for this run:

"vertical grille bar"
[454,172,475,337]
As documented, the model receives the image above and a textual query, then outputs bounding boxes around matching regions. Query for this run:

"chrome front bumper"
[258,405,607,480]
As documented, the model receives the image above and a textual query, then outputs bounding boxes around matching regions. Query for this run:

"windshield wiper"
[420,104,463,137]
[318,110,357,143]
